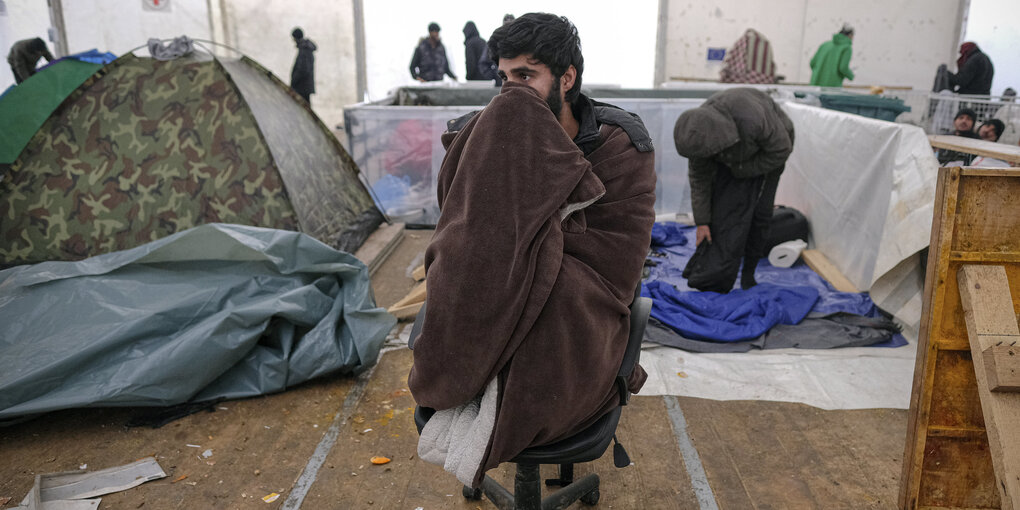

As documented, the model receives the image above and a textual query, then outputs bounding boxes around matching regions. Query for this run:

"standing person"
[462,21,486,80]
[673,88,795,292]
[289,28,316,106]
[7,38,54,84]
[809,24,855,87]
[719,28,777,84]
[477,14,515,86]
[948,42,994,96]
[409,22,456,82]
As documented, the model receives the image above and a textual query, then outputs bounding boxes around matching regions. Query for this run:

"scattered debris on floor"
[15,457,165,509]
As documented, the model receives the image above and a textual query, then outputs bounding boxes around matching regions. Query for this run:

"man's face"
[497,54,565,115]
[954,115,974,133]
[429,30,440,43]
[978,123,998,142]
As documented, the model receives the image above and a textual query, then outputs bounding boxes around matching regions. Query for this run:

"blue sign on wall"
[707,48,726,61]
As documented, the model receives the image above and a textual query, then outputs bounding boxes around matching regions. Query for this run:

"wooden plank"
[983,344,1020,392]
[901,167,958,510]
[353,222,405,276]
[388,281,425,311]
[951,252,1020,263]
[411,263,425,281]
[928,135,1020,165]
[963,168,1020,178]
[959,264,1020,510]
[388,301,423,321]
[801,249,860,293]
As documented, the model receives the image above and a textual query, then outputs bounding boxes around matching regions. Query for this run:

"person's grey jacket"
[673,87,795,225]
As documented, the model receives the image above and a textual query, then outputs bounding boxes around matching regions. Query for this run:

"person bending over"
[673,88,795,293]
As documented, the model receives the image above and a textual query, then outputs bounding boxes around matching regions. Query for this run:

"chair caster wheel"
[462,485,482,500]
[581,487,600,505]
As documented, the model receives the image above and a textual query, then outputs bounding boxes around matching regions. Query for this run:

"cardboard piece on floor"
[18,457,165,509]
[801,249,859,293]
[959,264,1020,510]
[411,263,425,281]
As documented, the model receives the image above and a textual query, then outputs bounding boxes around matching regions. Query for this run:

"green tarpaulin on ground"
[0,223,396,419]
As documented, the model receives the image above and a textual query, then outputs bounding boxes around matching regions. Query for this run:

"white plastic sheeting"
[776,102,939,334]
[638,342,915,410]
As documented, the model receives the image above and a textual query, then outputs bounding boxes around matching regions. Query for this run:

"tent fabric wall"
[220,57,381,250]
[0,59,103,165]
[0,52,380,267]
[776,102,939,333]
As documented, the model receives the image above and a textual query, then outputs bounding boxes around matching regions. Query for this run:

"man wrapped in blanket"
[408,13,657,488]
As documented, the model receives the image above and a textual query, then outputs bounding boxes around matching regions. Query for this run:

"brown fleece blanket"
[409,81,655,486]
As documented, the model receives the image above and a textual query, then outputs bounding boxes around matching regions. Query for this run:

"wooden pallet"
[900,167,1020,510]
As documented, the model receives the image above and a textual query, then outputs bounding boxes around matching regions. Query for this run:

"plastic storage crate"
[819,94,911,122]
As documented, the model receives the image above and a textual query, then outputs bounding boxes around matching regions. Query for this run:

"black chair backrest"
[617,286,651,405]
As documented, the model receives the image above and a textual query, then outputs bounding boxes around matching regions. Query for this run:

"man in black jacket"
[949,42,994,96]
[290,28,316,106]
[409,22,456,82]
[937,108,980,165]
[673,88,795,292]
[462,21,486,80]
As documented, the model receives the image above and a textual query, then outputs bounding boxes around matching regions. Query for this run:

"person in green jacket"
[809,24,855,87]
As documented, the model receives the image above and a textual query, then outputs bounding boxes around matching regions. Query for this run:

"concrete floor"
[0,229,908,509]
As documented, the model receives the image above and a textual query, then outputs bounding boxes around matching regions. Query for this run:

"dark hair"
[292,28,304,40]
[955,108,977,122]
[428,22,440,32]
[487,12,584,104]
[981,119,1005,140]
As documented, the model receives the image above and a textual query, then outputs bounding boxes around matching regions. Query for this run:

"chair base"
[465,463,600,510]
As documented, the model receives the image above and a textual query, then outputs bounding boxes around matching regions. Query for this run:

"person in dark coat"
[477,14,515,86]
[409,22,456,82]
[937,108,981,165]
[978,119,1005,142]
[7,38,54,84]
[673,88,795,292]
[462,21,486,80]
[948,42,994,96]
[289,28,316,106]
[410,12,655,488]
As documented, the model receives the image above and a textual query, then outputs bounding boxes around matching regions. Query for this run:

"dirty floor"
[0,230,907,509]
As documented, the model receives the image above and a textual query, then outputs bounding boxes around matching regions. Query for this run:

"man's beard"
[545,78,563,116]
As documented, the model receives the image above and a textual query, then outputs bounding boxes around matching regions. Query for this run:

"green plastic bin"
[818,94,911,122]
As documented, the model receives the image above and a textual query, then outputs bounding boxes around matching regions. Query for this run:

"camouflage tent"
[0,52,381,267]
[0,59,104,166]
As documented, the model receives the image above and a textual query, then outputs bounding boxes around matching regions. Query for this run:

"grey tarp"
[0,223,396,419]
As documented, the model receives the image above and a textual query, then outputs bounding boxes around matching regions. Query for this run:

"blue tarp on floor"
[642,222,906,347]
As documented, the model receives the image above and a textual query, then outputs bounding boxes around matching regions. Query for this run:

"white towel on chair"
[418,378,499,485]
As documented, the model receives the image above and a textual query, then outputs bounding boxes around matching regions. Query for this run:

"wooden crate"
[901,167,1020,509]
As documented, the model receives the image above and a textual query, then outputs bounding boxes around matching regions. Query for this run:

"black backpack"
[765,205,810,253]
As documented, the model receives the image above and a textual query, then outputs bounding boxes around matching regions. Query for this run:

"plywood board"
[928,135,1020,164]
[900,167,1020,510]
[959,265,1020,510]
